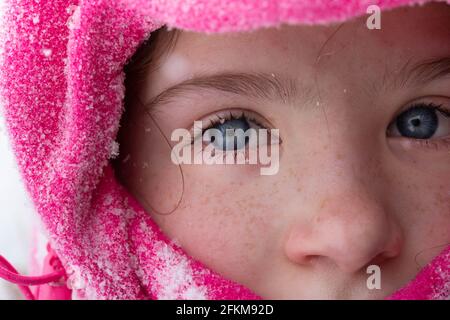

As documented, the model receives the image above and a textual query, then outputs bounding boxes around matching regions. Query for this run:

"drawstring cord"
[0,249,68,300]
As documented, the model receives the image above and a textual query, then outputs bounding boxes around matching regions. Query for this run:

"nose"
[284,190,403,273]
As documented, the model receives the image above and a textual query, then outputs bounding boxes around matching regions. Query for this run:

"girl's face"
[116,3,450,299]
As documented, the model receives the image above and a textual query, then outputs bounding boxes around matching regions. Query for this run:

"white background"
[0,0,36,299]
[0,116,35,300]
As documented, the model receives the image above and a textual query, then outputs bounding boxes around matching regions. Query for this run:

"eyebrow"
[144,57,450,111]
[144,72,300,110]
[381,56,450,91]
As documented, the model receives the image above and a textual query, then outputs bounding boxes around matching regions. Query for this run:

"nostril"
[367,245,401,267]
[297,254,334,268]
[368,253,390,267]
[303,255,321,265]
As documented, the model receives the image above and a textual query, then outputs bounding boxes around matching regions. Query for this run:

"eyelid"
[390,135,450,152]
[391,96,450,120]
[414,136,450,150]
[189,107,276,137]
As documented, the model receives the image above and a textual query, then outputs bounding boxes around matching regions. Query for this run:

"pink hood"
[0,0,448,299]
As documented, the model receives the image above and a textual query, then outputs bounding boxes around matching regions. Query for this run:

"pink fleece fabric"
[0,0,448,300]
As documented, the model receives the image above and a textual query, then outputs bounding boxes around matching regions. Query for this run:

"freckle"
[319,198,327,210]
[435,191,450,206]
[315,215,322,223]
[426,225,436,238]
[289,167,295,176]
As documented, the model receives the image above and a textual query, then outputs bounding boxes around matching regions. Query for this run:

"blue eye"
[395,105,440,139]
[210,116,250,151]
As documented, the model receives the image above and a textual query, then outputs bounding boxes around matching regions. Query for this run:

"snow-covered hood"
[0,0,448,299]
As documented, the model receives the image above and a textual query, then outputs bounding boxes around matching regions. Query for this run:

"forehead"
[169,3,450,67]
[144,3,450,101]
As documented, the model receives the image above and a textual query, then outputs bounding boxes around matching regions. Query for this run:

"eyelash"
[411,136,450,151]
[208,110,264,129]
[413,102,450,116]
[191,109,268,139]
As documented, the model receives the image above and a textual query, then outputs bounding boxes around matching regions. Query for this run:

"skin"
[115,3,450,299]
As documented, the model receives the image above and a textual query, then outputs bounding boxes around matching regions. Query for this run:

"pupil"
[410,118,421,127]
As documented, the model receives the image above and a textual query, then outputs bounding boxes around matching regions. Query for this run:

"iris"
[396,105,438,139]
[211,116,250,151]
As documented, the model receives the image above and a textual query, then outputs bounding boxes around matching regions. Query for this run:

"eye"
[208,116,251,151]
[197,110,271,152]
[190,109,281,160]
[388,102,450,139]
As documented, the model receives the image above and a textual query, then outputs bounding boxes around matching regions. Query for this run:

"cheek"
[394,177,450,259]
[411,186,450,266]
[410,183,450,231]
[150,167,280,282]
[382,143,450,238]
[426,184,450,237]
